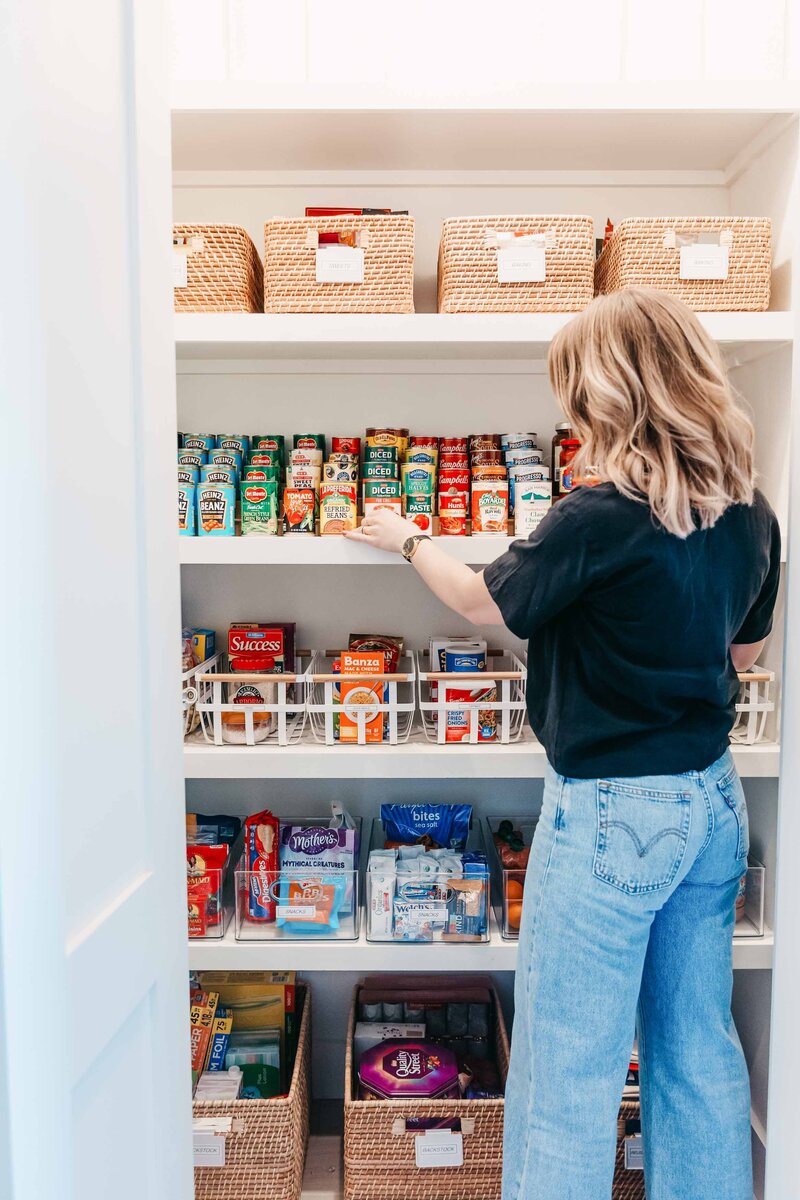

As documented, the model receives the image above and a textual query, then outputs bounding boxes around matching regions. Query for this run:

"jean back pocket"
[593,781,691,895]
[717,769,750,861]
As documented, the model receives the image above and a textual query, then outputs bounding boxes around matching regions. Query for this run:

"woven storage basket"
[264,216,415,313]
[595,218,771,311]
[193,986,311,1200]
[343,984,510,1200]
[173,224,263,313]
[438,215,595,313]
[613,1099,645,1200]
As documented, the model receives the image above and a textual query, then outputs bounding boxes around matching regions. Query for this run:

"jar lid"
[555,422,572,431]
[229,654,277,671]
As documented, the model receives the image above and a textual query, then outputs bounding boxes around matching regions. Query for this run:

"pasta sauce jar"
[558,439,582,494]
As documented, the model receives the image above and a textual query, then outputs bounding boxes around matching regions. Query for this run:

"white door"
[0,3,192,1200]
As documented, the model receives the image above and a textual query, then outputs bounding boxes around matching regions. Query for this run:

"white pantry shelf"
[188,922,774,972]
[179,531,517,566]
[170,85,797,173]
[174,311,793,364]
[183,734,781,781]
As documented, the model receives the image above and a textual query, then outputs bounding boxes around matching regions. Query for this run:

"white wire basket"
[416,649,527,745]
[192,652,311,747]
[306,651,417,746]
[730,668,776,745]
[182,651,221,738]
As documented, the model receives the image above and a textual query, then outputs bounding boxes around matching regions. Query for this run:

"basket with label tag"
[595,217,771,310]
[173,224,263,313]
[437,215,595,312]
[193,985,311,1200]
[264,216,415,313]
[344,979,510,1200]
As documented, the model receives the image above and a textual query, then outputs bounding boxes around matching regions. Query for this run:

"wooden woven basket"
[173,224,263,313]
[438,215,595,313]
[613,1099,645,1199]
[595,217,771,311]
[193,986,311,1200]
[343,984,510,1200]
[264,216,415,313]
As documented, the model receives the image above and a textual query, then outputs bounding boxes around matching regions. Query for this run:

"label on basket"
[173,252,188,288]
[497,243,546,283]
[193,1133,225,1167]
[316,245,365,283]
[624,1135,644,1171]
[679,243,729,280]
[276,904,317,920]
[415,1131,464,1169]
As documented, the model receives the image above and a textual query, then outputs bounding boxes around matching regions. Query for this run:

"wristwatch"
[401,534,432,563]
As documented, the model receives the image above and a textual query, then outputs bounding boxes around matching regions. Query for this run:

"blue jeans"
[502,750,752,1200]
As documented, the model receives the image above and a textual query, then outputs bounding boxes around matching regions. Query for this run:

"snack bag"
[241,480,278,536]
[197,483,235,535]
[244,809,280,921]
[381,803,472,850]
[275,875,347,933]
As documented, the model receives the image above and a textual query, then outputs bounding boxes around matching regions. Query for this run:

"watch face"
[402,537,416,559]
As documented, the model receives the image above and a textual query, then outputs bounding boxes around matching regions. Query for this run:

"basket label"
[497,244,546,283]
[276,904,316,919]
[173,252,188,288]
[316,245,365,283]
[415,1131,464,1169]
[193,1133,225,1167]
[624,1135,644,1171]
[679,244,729,280]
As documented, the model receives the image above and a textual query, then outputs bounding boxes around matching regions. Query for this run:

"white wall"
[169,0,794,84]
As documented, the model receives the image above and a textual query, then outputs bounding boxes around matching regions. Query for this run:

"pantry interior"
[173,91,800,1199]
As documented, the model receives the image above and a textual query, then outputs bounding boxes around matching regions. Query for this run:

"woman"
[345,287,781,1200]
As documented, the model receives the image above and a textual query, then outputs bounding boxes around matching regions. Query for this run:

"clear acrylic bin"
[485,817,538,940]
[416,649,527,744]
[307,652,416,746]
[734,858,766,937]
[365,819,490,944]
[234,816,361,941]
[193,652,311,747]
[187,839,236,940]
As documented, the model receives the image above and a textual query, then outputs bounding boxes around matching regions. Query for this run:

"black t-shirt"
[484,483,781,778]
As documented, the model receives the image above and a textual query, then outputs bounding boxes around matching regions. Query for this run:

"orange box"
[339,651,385,744]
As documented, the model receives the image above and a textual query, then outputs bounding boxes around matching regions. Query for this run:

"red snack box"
[228,623,296,674]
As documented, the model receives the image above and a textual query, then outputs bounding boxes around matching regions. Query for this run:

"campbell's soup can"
[440,437,468,454]
[469,434,501,452]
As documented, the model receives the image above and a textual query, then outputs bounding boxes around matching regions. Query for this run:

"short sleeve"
[734,510,782,644]
[483,501,595,639]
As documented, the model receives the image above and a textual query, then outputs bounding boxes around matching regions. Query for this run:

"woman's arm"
[730,639,766,673]
[344,508,504,625]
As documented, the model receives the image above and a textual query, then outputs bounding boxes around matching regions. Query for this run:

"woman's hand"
[343,508,421,554]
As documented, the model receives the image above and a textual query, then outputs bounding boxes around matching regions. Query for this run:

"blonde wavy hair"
[548,287,755,538]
